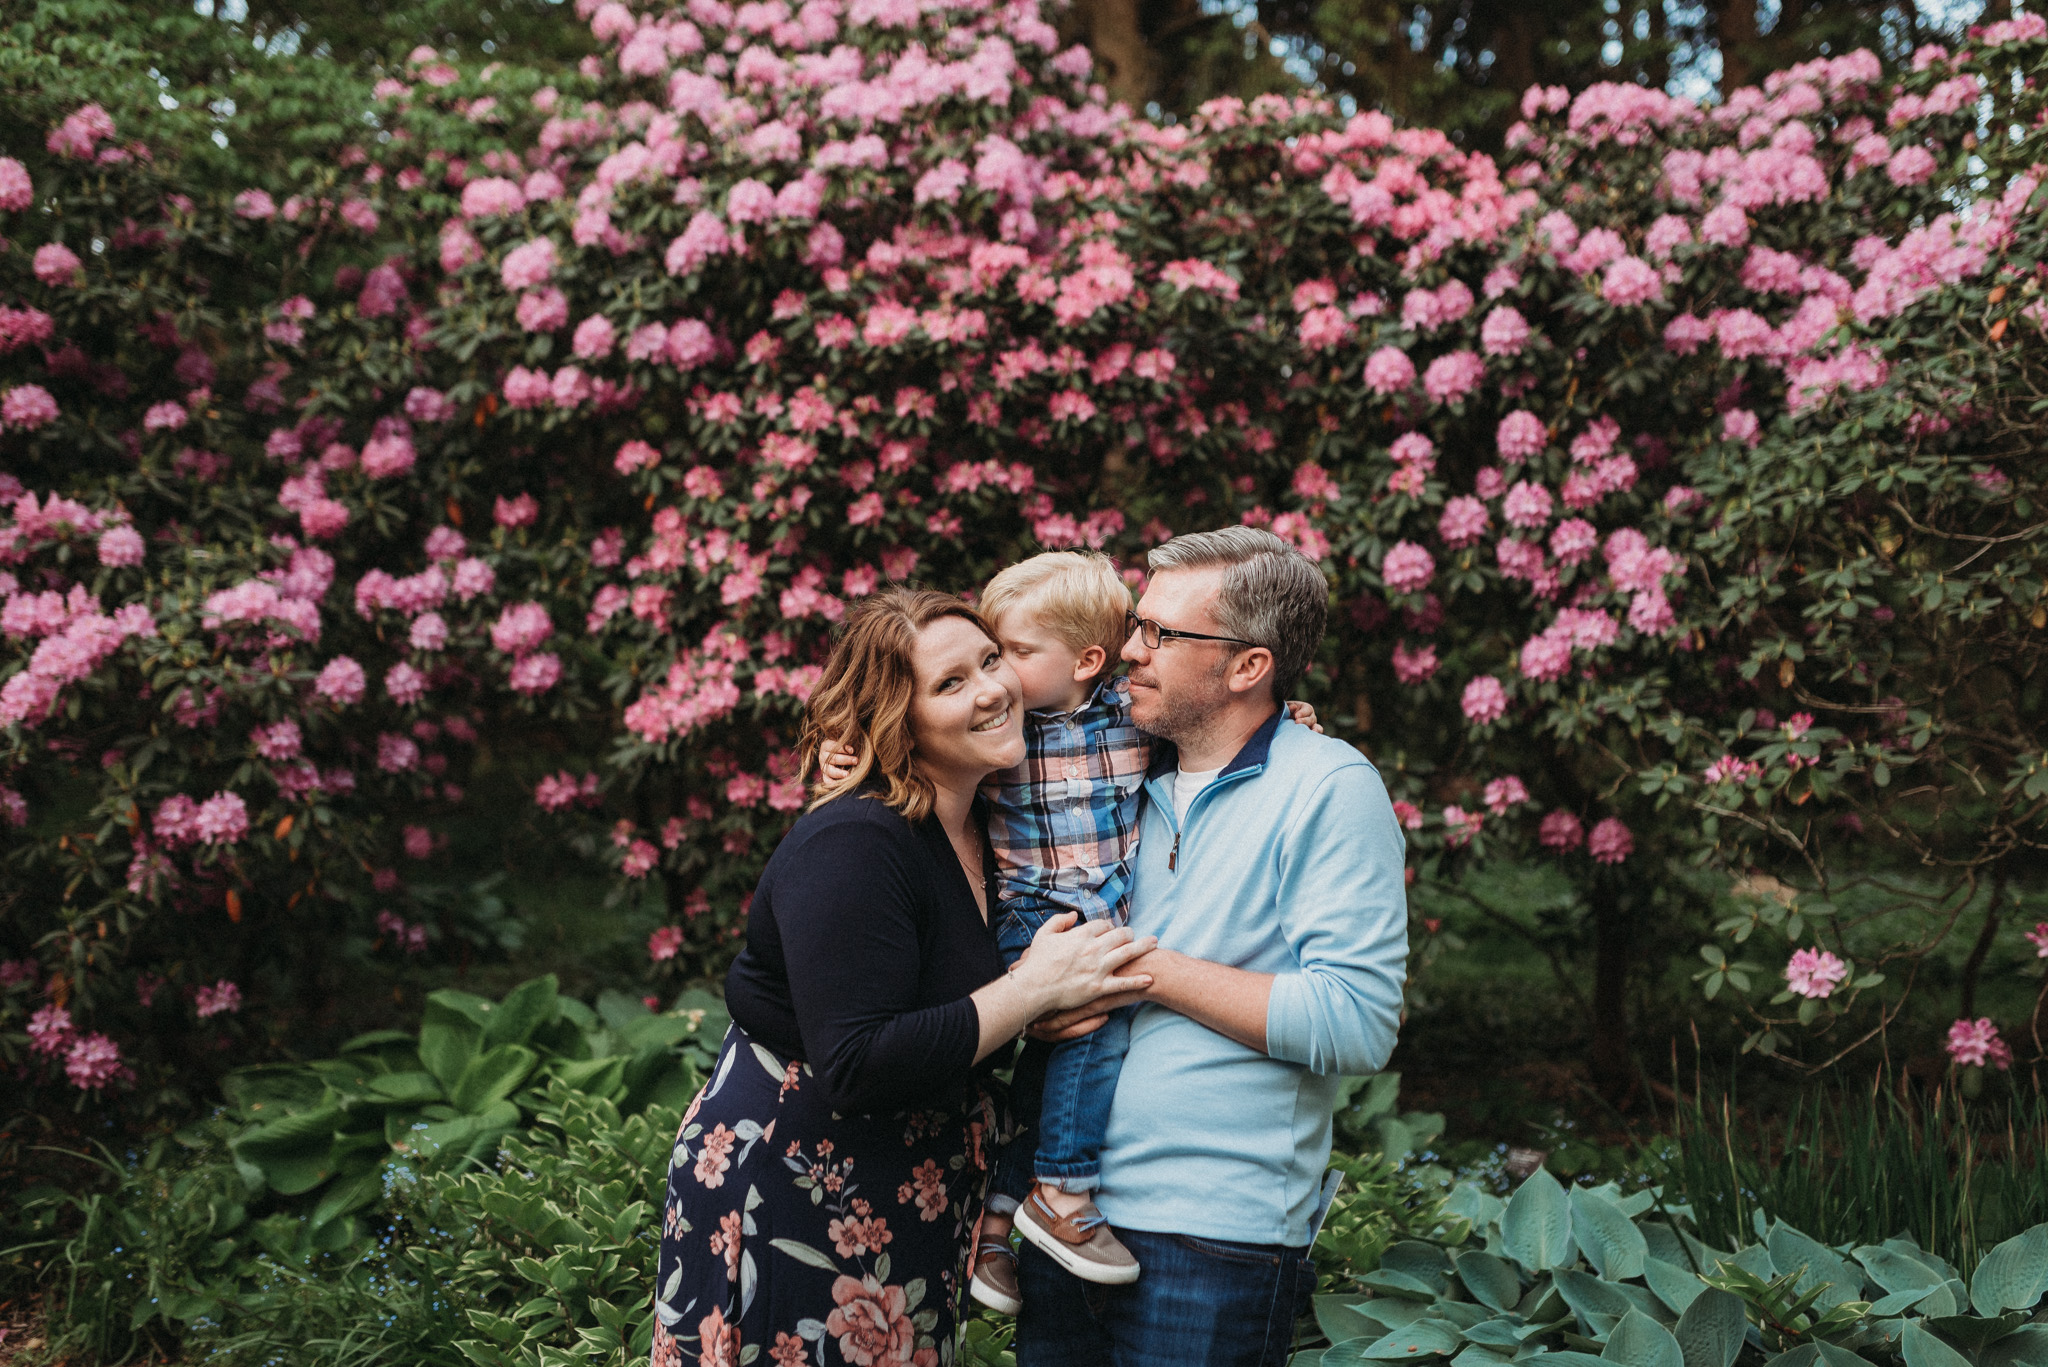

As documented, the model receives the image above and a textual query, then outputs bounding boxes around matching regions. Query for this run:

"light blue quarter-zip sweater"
[1093,706,1408,1247]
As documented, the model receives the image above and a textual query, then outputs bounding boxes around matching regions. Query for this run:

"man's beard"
[1131,656,1230,746]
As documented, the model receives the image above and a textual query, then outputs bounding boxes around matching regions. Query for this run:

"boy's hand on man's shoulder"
[1286,700,1324,734]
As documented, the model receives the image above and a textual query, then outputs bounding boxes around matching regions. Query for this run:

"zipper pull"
[1168,831,1180,872]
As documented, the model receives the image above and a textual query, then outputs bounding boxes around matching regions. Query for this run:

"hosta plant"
[1295,1167,2048,1367]
[224,974,721,1249]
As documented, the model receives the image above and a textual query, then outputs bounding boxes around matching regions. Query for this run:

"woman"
[654,588,1155,1367]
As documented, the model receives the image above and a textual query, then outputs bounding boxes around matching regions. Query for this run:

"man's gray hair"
[1147,526,1329,699]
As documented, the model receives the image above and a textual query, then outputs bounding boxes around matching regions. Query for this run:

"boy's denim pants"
[993,899,1136,1201]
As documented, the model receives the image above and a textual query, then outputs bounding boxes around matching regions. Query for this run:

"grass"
[1654,1078,2048,1274]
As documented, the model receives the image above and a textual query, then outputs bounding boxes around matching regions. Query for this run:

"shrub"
[3,0,2046,1117]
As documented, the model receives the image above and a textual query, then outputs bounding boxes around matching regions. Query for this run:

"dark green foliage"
[3,977,719,1366]
[1317,1073,1465,1287]
[1292,1164,2048,1367]
[1654,1087,2048,1281]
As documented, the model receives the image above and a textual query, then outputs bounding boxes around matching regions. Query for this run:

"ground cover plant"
[1296,1165,2048,1367]
[5,975,721,1365]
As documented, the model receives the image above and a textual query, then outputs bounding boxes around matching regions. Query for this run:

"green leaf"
[451,1044,540,1114]
[1853,1245,1946,1297]
[481,975,561,1048]
[1354,1298,1429,1331]
[232,1104,343,1195]
[1673,1289,1746,1367]
[1461,1320,1528,1350]
[1925,1311,2032,1349]
[1557,1269,1638,1326]
[417,1099,520,1163]
[596,988,653,1031]
[309,1165,384,1229]
[1456,1251,1524,1313]
[366,1070,444,1104]
[419,996,484,1093]
[1446,1184,1506,1232]
[1518,1354,1610,1367]
[1361,1318,1465,1359]
[1363,1269,1446,1300]
[1980,1327,2048,1367]
[1867,1286,1938,1316]
[1604,1311,1684,1367]
[1762,1348,1819,1367]
[1502,1167,1576,1273]
[1320,1338,1381,1367]
[1768,1223,1863,1310]
[550,1056,627,1102]
[1902,1322,1975,1367]
[1645,1258,1707,1316]
[1317,1298,1384,1347]
[1813,1346,1876,1367]
[338,1028,419,1053]
[1383,1242,1453,1295]
[1572,1186,1649,1281]
[1969,1227,2048,1317]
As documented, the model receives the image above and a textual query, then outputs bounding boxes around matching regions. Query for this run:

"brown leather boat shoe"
[1015,1185,1141,1285]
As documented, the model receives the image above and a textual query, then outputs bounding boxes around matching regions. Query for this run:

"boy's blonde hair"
[979,551,1132,676]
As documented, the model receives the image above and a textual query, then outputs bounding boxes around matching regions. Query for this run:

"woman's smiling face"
[908,615,1024,785]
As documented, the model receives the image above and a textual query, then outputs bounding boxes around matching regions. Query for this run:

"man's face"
[1122,567,1238,741]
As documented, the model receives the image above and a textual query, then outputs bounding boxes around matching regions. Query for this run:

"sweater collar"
[1146,705,1285,781]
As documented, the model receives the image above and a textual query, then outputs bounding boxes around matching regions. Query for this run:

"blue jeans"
[1015,1227,1318,1367]
[991,1009,1135,1202]
[995,899,1134,1197]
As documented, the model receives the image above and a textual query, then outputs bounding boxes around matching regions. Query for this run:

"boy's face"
[990,605,1096,712]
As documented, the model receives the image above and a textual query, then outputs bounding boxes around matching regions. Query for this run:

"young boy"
[824,550,1316,1313]
[967,550,1155,1309]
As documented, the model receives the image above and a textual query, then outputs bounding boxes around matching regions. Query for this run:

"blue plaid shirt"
[981,674,1150,926]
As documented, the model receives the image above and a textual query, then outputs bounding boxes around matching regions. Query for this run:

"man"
[1015,525,1410,1367]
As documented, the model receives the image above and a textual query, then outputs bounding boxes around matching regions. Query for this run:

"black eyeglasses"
[1125,610,1262,651]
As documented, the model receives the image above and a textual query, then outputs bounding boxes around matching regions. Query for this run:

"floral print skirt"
[655,1022,997,1367]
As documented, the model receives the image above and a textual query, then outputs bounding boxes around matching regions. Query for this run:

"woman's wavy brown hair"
[800,586,999,822]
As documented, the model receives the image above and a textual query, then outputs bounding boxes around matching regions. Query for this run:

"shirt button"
[1064,761,1081,778]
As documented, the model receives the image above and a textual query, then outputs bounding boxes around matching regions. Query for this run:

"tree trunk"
[1588,875,1637,1106]
[1491,12,1541,114]
[1640,1,1670,96]
[1957,873,2006,1021]
[1067,0,1161,111]
[1710,0,1758,96]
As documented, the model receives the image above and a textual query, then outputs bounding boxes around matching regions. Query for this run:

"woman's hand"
[1009,912,1157,1014]
[969,913,1155,1062]
[817,737,860,783]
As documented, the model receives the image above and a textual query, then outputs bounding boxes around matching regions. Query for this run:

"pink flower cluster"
[27,1005,127,1090]
[194,979,243,1018]
[1783,948,1848,998]
[1945,1017,2011,1070]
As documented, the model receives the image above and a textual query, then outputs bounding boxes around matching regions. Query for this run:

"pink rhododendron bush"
[3,0,2046,1109]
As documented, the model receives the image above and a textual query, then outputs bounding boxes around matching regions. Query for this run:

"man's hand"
[1026,988,1149,1042]
[1027,946,1276,1054]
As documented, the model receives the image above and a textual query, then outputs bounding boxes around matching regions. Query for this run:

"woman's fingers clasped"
[1020,915,1156,1010]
